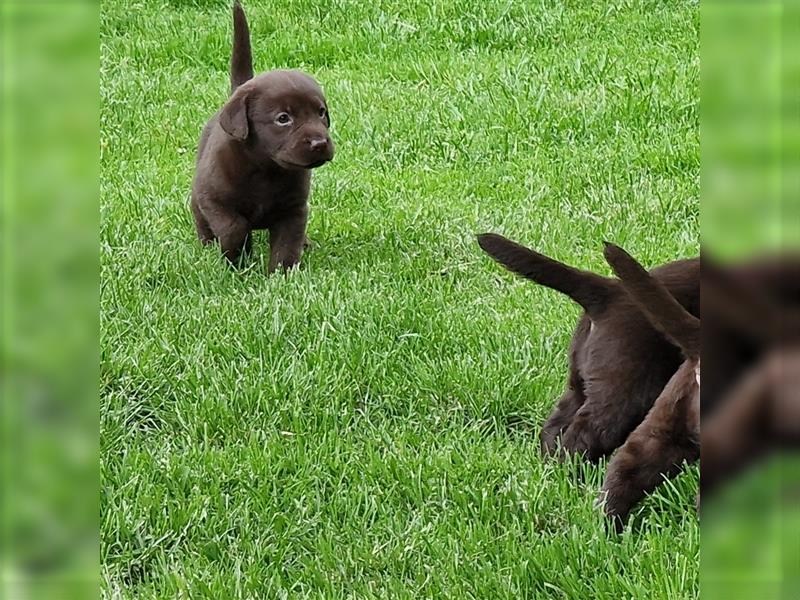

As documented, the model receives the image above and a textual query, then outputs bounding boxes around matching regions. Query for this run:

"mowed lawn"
[100,0,699,597]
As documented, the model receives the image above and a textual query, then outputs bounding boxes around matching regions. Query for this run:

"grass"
[100,0,699,597]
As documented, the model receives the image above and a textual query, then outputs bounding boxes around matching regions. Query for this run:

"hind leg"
[540,386,586,456]
[559,382,648,463]
[558,344,677,462]
[192,201,216,245]
[542,318,592,456]
[599,376,698,530]
[558,406,614,462]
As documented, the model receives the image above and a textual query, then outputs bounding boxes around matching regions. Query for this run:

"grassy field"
[100,0,699,597]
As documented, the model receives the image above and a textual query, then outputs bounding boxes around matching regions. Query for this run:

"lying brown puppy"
[191,1,334,272]
[598,243,700,530]
[477,233,700,461]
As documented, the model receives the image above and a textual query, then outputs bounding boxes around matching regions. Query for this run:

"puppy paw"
[597,489,629,534]
[559,423,607,463]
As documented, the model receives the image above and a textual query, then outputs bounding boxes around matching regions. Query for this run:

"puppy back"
[604,242,700,358]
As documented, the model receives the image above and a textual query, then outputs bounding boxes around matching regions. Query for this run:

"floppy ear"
[219,88,249,140]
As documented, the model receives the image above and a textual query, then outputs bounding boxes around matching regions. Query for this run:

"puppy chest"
[238,185,308,227]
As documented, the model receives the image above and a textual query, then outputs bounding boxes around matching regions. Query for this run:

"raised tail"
[231,0,254,95]
[603,242,700,358]
[477,233,614,316]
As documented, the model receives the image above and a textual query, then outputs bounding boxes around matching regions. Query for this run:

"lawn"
[100,0,699,597]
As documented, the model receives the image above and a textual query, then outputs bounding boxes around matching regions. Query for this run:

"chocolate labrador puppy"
[598,243,700,530]
[477,233,700,461]
[191,1,334,271]
[598,250,800,528]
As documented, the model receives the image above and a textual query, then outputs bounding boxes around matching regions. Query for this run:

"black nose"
[309,138,328,152]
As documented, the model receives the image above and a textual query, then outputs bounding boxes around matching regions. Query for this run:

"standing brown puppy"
[191,1,334,272]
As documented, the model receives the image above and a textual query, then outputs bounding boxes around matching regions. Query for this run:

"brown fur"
[477,234,700,462]
[191,1,334,271]
[601,251,800,526]
[702,256,800,415]
[598,243,700,530]
[702,348,800,495]
[700,255,800,495]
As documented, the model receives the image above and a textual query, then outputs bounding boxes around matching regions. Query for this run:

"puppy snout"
[300,134,334,166]
[308,137,329,152]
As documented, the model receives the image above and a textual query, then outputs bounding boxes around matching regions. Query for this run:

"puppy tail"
[477,233,614,316]
[231,0,254,95]
[604,242,700,358]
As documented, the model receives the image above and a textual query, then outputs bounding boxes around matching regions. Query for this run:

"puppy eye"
[275,113,292,125]
[319,107,327,118]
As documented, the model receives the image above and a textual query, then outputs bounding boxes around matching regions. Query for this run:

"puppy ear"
[220,88,249,140]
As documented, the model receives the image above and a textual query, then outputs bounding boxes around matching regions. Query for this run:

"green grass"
[101,0,699,597]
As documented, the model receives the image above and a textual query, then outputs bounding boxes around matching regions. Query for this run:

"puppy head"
[219,70,334,169]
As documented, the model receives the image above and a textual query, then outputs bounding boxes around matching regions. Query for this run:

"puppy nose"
[309,137,328,152]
